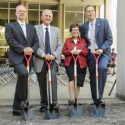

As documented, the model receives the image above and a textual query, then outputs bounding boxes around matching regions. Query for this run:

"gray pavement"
[0,70,121,105]
[0,70,125,125]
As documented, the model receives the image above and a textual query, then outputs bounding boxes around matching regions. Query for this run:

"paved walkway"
[1,68,125,125]
[0,70,121,106]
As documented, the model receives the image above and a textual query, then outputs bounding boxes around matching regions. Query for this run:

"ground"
[0,104,125,125]
[0,66,124,125]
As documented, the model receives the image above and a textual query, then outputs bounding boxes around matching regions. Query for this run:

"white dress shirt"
[17,20,26,38]
[88,19,98,52]
[73,39,78,50]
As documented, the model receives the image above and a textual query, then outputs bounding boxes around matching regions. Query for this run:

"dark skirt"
[65,59,87,87]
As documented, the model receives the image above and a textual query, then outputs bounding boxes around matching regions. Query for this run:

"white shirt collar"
[89,19,96,26]
[17,20,26,25]
[42,24,50,30]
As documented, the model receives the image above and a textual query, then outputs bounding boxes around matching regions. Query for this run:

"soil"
[0,104,125,125]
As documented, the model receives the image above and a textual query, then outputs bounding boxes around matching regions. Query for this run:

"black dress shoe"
[20,100,28,109]
[40,106,48,112]
[50,103,59,110]
[12,110,21,116]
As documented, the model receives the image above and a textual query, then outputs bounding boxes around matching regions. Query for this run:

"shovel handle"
[72,54,79,102]
[46,60,52,70]
[46,60,53,105]
[92,53,101,99]
[72,54,79,80]
[24,52,32,73]
[24,52,32,104]
[72,54,79,65]
[92,53,101,77]
[93,53,101,65]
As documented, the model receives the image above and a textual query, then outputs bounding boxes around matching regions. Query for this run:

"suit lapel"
[50,26,54,51]
[26,24,30,40]
[38,25,45,47]
[95,19,100,38]
[15,22,25,37]
[15,22,27,40]
[86,22,89,37]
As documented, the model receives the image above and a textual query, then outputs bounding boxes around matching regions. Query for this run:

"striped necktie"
[90,23,95,53]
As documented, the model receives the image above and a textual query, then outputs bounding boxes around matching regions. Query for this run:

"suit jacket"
[33,24,62,73]
[80,18,113,57]
[5,21,39,67]
[62,37,88,68]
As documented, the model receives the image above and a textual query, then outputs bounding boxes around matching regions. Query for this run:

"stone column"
[58,4,65,42]
[116,0,125,100]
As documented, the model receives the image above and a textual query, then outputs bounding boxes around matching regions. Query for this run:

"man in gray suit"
[33,9,62,112]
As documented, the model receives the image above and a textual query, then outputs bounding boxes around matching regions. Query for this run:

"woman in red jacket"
[62,23,88,104]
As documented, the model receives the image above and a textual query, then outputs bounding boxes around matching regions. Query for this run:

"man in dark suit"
[5,5,39,116]
[33,9,62,112]
[80,5,113,104]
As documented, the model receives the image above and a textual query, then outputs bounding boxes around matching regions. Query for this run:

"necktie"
[21,24,26,38]
[90,23,95,53]
[45,28,51,54]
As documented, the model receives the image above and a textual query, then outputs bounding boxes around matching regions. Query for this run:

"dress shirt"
[88,19,98,52]
[42,24,51,45]
[17,20,26,38]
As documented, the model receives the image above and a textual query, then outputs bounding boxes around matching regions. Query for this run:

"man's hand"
[94,49,103,55]
[23,47,33,55]
[44,54,55,61]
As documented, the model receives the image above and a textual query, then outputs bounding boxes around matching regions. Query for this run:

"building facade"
[0,0,105,58]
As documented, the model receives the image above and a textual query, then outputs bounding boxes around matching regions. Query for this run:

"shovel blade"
[44,110,51,120]
[68,104,83,118]
[90,103,105,118]
[44,109,59,120]
[20,107,34,121]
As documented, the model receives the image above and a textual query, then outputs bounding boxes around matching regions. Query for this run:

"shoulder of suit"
[26,23,34,27]
[81,21,88,27]
[5,22,18,28]
[34,25,42,30]
[96,18,108,22]
[51,26,60,31]
[34,24,41,28]
[6,21,16,26]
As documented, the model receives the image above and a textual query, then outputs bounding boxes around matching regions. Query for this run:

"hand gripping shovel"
[20,52,34,121]
[68,55,83,118]
[44,60,59,120]
[90,53,105,117]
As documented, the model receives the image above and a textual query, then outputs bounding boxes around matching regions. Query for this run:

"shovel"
[20,52,34,121]
[44,60,59,120]
[68,55,83,118]
[108,79,116,96]
[90,53,105,117]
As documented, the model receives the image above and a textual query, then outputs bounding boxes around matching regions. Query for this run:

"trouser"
[36,61,58,106]
[87,52,110,103]
[13,63,28,109]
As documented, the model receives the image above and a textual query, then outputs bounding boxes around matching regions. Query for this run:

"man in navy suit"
[80,5,113,104]
[5,5,39,115]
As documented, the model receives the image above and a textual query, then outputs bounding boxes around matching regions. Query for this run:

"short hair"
[69,23,80,32]
[84,5,95,12]
[42,9,53,17]
[16,4,26,11]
